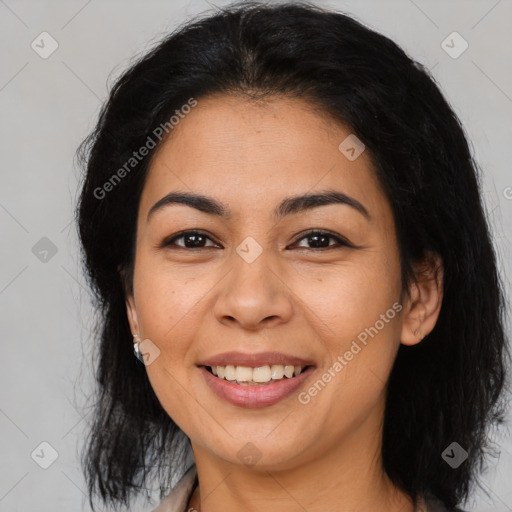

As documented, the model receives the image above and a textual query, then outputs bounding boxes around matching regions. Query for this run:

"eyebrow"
[146,188,371,223]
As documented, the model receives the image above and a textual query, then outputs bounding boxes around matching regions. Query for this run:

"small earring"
[133,333,143,361]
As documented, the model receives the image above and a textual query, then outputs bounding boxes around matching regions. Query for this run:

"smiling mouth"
[204,364,313,386]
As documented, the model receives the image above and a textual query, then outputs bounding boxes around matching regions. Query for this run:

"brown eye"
[292,230,352,250]
[162,230,220,249]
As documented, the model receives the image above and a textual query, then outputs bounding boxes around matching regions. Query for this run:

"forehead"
[139,93,387,220]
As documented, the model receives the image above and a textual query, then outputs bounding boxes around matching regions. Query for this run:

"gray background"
[0,0,511,510]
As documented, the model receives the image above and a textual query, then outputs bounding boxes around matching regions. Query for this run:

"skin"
[124,93,443,512]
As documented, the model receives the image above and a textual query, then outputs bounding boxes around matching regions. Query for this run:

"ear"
[400,251,444,346]
[125,293,139,336]
[119,265,139,336]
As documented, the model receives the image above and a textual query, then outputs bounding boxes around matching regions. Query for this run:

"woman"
[75,2,510,511]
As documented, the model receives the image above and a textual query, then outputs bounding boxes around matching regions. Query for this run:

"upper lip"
[197,351,316,368]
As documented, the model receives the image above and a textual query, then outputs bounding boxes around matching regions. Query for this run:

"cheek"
[296,284,402,438]
[290,253,402,337]
[290,254,403,397]
[133,260,205,429]
[133,255,213,343]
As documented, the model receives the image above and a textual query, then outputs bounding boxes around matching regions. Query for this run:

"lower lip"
[199,366,315,408]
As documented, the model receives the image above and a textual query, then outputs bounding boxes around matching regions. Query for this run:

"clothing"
[152,464,198,512]
[151,464,466,512]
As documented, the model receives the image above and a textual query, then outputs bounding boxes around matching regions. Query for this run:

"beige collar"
[153,464,446,512]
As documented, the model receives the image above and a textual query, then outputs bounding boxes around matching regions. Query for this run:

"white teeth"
[211,364,305,383]
[283,365,294,378]
[253,365,272,383]
[270,365,284,379]
[235,366,252,382]
[224,365,236,381]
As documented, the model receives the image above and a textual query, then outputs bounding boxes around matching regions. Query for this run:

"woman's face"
[125,93,427,470]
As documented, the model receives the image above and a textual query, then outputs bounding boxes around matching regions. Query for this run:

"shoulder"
[151,464,198,512]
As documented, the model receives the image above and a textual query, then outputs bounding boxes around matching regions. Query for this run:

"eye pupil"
[185,234,205,247]
[308,234,330,248]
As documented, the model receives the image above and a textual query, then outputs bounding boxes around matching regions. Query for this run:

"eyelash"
[161,229,353,251]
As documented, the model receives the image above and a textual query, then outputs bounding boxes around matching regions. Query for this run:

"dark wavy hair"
[75,1,510,510]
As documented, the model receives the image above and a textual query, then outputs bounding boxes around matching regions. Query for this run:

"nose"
[212,250,294,332]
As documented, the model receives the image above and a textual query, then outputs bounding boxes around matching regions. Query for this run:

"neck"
[187,398,415,512]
